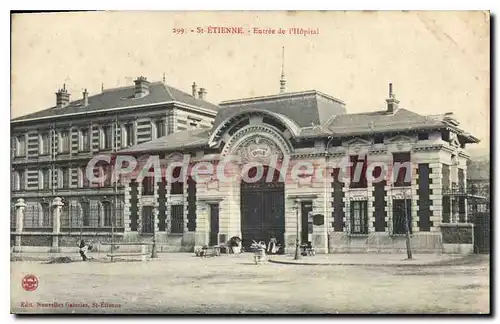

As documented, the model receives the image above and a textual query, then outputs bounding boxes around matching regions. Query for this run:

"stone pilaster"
[51,197,64,252]
[14,198,26,252]
[123,178,132,232]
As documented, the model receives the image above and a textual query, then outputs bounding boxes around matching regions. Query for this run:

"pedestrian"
[78,239,92,261]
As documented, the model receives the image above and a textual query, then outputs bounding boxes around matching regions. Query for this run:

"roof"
[12,82,219,122]
[326,108,444,135]
[215,90,346,129]
[118,88,480,154]
[119,128,210,153]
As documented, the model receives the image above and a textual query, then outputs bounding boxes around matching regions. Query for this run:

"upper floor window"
[80,128,91,152]
[59,131,70,153]
[80,166,90,188]
[418,133,429,141]
[123,123,135,147]
[393,152,412,187]
[142,175,155,196]
[155,120,165,138]
[15,136,26,157]
[101,126,113,150]
[40,168,50,190]
[374,135,384,144]
[60,167,70,189]
[13,170,25,191]
[39,133,50,155]
[170,167,184,194]
[349,155,367,188]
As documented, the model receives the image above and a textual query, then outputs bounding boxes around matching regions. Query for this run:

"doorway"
[240,166,285,249]
[301,201,313,244]
[209,204,219,246]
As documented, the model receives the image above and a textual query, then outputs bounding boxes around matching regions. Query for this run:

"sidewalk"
[268,253,469,266]
[11,250,472,266]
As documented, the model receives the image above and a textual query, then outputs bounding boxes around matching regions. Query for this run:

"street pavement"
[10,252,490,314]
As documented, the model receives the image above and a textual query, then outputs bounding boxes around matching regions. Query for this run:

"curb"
[267,256,470,267]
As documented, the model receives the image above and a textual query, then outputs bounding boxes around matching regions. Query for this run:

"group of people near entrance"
[228,235,283,255]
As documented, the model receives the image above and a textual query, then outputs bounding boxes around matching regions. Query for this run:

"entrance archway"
[240,166,285,250]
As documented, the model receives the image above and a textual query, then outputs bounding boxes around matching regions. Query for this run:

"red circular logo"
[22,274,38,292]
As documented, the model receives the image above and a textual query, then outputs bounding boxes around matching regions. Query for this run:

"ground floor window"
[142,206,154,234]
[392,199,412,234]
[42,203,52,227]
[170,204,184,234]
[350,201,368,234]
[102,202,112,227]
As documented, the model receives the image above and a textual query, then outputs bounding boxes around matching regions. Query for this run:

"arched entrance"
[240,166,285,249]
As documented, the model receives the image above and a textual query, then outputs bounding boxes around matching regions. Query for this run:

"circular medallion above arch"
[221,125,293,164]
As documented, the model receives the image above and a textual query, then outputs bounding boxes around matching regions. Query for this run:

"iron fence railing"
[11,205,16,230]
[60,204,124,232]
[23,204,52,230]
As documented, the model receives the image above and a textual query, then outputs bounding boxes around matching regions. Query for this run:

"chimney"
[134,76,150,98]
[55,84,70,108]
[82,88,89,106]
[385,82,399,113]
[192,82,197,97]
[198,87,207,100]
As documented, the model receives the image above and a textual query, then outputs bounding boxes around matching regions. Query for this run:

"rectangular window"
[442,164,450,190]
[392,199,412,234]
[155,120,165,138]
[40,133,50,155]
[170,167,184,194]
[101,126,112,150]
[442,196,451,223]
[141,206,154,234]
[90,166,103,188]
[418,133,429,140]
[124,123,135,147]
[458,169,465,191]
[374,135,384,144]
[81,202,90,227]
[80,167,90,188]
[329,139,342,147]
[41,169,50,190]
[17,171,25,190]
[142,176,155,196]
[350,201,368,234]
[103,165,112,187]
[59,131,70,153]
[350,155,367,188]
[170,204,184,234]
[80,128,90,152]
[392,152,411,187]
[16,136,26,157]
[42,203,52,227]
[61,167,70,189]
[102,203,112,227]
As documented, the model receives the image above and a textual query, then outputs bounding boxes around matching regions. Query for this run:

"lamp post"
[403,189,413,260]
[151,210,158,258]
[294,200,301,260]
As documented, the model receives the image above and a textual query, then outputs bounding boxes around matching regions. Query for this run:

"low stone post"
[51,197,64,252]
[14,198,27,252]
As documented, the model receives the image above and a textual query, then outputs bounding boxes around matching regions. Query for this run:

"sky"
[11,11,490,151]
